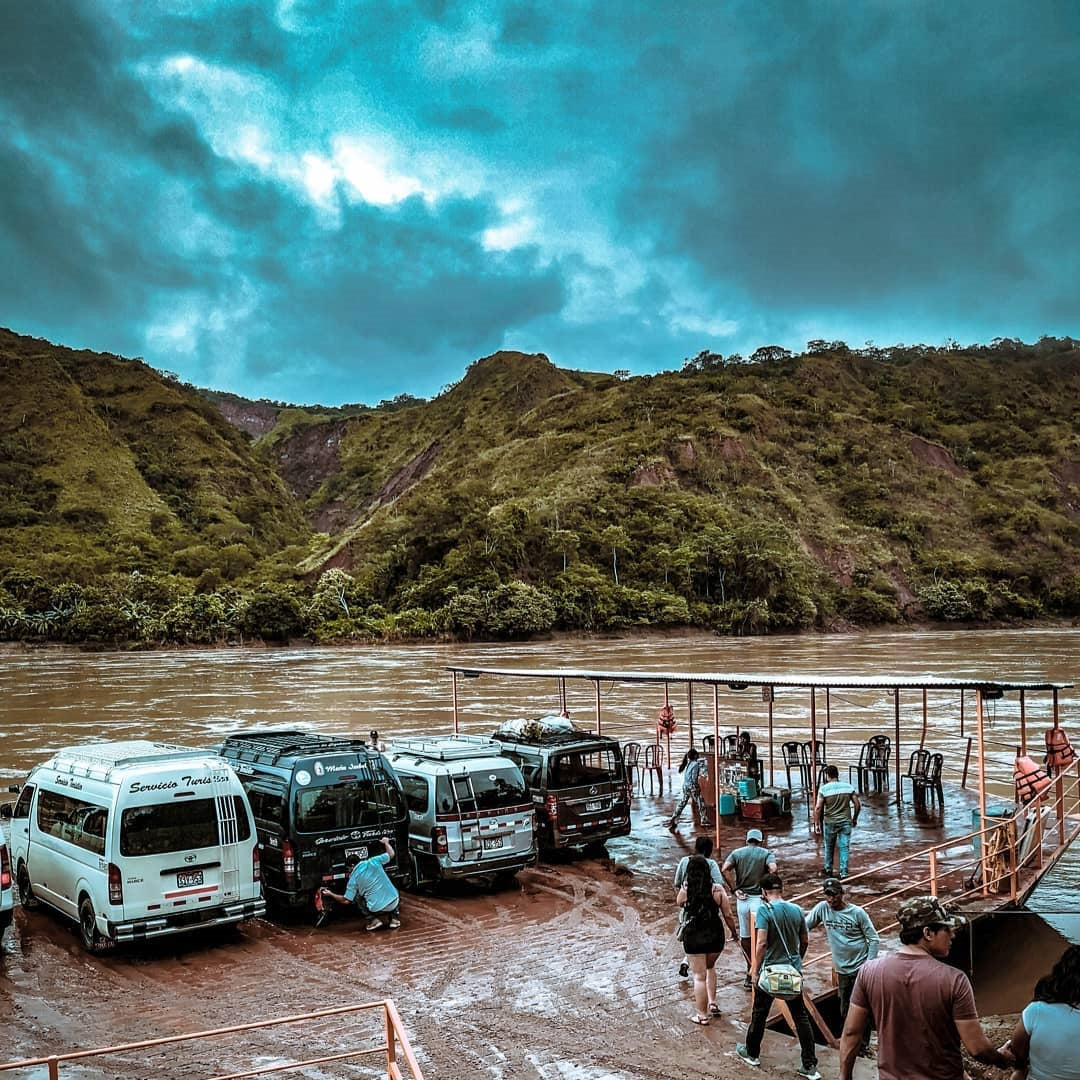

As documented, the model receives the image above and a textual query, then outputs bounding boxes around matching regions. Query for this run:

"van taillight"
[108,863,123,906]
[0,845,10,891]
[545,794,559,822]
[252,845,261,883]
[433,827,448,854]
[282,840,296,883]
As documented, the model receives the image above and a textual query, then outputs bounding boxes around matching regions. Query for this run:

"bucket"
[972,806,1014,859]
[719,792,737,815]
[737,778,758,801]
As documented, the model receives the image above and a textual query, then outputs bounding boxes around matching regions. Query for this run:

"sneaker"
[666,820,677,832]
[388,917,401,929]
[678,962,690,978]
[796,1068,821,1080]
[822,867,833,877]
[735,1044,760,1068]
[365,918,383,931]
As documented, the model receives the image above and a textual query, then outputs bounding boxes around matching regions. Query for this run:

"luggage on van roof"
[219,729,373,766]
[493,716,605,745]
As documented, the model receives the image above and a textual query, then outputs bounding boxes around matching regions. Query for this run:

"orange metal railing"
[793,761,1080,976]
[0,1000,423,1080]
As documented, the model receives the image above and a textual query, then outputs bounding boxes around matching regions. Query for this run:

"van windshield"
[294,777,404,833]
[120,796,250,856]
[549,748,622,790]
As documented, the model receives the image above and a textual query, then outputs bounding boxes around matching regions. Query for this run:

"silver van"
[386,735,537,886]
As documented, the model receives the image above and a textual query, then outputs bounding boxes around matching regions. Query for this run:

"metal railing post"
[928,849,938,896]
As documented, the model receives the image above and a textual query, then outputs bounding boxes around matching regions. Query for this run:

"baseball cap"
[896,895,966,931]
[823,877,844,896]
[746,828,764,842]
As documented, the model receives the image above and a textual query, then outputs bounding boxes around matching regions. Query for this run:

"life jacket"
[1045,727,1076,773]
[1014,755,1052,802]
[657,704,677,733]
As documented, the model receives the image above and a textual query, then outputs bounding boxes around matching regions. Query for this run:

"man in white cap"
[839,895,1014,1080]
[722,827,777,988]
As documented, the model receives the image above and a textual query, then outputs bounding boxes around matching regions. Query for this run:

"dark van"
[218,730,411,914]
[490,718,631,851]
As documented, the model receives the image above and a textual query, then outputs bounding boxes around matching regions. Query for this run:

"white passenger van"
[386,735,537,886]
[4,741,264,951]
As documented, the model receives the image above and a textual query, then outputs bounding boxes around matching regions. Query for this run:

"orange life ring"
[656,704,677,733]
[1014,755,1052,803]
[1045,727,1076,772]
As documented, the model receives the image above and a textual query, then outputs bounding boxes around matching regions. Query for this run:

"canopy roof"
[446,666,1071,693]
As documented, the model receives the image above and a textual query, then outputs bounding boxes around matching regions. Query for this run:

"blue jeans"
[823,822,852,875]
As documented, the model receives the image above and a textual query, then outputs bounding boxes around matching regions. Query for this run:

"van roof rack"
[220,729,373,767]
[49,741,216,782]
[387,734,504,762]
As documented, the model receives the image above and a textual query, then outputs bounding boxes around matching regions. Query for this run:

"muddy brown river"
[1,629,1078,1078]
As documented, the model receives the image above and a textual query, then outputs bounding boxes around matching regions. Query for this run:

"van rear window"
[120,796,250,856]
[295,778,404,833]
[550,749,621,790]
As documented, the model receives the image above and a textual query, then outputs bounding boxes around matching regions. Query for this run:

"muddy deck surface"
[0,776,996,1079]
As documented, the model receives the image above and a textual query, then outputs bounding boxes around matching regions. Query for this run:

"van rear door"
[549,746,626,842]
[118,784,250,920]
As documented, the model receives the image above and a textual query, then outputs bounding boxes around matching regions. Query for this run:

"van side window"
[217,796,253,845]
[36,789,108,856]
[246,788,286,826]
[12,784,34,819]
[399,775,429,814]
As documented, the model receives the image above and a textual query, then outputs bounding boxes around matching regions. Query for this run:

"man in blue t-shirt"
[320,836,401,931]
[736,873,820,1080]
[813,764,861,878]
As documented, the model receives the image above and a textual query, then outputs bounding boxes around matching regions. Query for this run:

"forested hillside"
[2,327,1079,644]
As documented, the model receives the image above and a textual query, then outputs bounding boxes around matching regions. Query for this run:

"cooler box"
[737,777,759,800]
[718,792,737,815]
[762,786,792,815]
[740,797,777,821]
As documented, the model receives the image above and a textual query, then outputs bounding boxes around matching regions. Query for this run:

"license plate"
[345,846,369,860]
[177,870,204,888]
[586,800,602,812]
[482,836,504,850]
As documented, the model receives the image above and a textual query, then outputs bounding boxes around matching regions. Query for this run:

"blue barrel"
[738,778,758,800]
[719,792,737,815]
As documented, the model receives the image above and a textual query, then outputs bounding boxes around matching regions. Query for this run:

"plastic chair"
[722,733,739,760]
[911,752,944,806]
[901,749,931,801]
[782,741,808,792]
[859,736,891,792]
[644,743,665,795]
[702,734,715,755]
[623,741,642,794]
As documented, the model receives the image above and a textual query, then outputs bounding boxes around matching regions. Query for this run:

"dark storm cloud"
[1,0,1076,404]
[623,1,1080,337]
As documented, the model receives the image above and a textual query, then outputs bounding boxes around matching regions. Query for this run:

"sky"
[2,1,1079,407]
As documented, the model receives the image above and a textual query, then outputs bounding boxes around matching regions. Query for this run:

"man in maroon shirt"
[839,896,1014,1080]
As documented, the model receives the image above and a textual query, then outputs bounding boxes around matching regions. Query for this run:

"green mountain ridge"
[2,327,1079,643]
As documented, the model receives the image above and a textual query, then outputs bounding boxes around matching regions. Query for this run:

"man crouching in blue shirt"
[320,837,401,931]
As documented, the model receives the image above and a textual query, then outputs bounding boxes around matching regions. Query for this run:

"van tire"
[17,863,38,909]
[79,897,104,953]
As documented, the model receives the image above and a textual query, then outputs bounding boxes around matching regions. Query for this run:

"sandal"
[709,1002,722,1016]
[691,1014,710,1026]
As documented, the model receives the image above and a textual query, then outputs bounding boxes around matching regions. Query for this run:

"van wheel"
[79,897,104,953]
[17,863,38,909]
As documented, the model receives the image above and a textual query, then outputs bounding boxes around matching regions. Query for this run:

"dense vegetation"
[2,327,1079,645]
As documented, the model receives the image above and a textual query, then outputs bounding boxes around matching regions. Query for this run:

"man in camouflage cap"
[838,895,1014,1080]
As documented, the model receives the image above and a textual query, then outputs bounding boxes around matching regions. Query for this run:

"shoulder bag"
[757,901,804,1000]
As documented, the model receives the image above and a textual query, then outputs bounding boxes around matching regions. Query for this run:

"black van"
[218,730,411,913]
[490,719,631,852]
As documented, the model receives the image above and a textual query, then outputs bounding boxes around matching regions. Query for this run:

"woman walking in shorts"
[677,853,739,1025]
